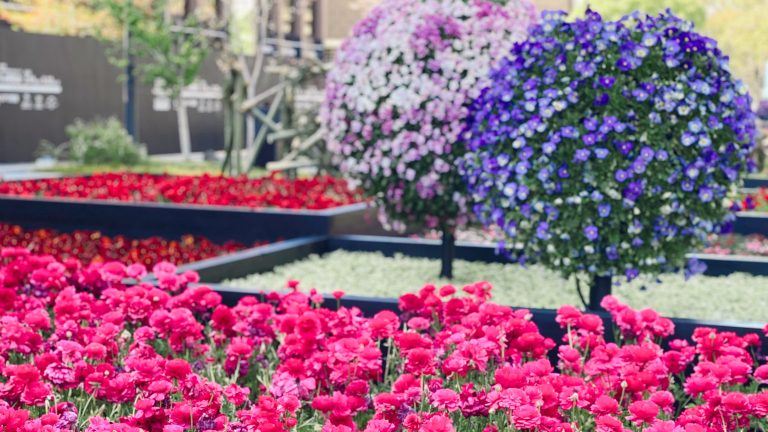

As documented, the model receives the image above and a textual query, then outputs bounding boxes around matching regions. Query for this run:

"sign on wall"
[151,78,223,113]
[0,62,62,111]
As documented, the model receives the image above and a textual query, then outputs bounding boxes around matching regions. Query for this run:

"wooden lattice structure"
[219,0,337,176]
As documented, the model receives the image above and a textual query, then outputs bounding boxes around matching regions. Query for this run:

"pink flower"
[408,317,431,331]
[644,420,684,432]
[224,384,250,406]
[419,413,455,432]
[405,348,437,376]
[628,400,659,425]
[430,388,460,412]
[438,285,456,297]
[595,415,625,432]
[364,419,396,432]
[511,405,541,430]
[755,364,768,384]
[722,392,751,414]
[650,391,675,414]
[591,395,619,415]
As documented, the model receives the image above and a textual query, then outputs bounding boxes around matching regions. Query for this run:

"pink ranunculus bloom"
[419,413,455,432]
[430,388,460,412]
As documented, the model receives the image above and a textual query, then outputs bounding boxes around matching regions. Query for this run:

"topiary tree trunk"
[588,275,612,311]
[439,227,456,279]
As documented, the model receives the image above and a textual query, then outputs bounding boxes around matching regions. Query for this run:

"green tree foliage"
[574,0,706,25]
[93,0,210,158]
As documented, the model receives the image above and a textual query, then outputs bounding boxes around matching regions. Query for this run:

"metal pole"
[123,0,136,138]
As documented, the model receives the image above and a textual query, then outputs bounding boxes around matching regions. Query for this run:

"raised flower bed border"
[179,234,768,341]
[744,175,768,189]
[181,234,768,285]
[0,195,387,244]
[198,275,766,358]
[734,211,768,235]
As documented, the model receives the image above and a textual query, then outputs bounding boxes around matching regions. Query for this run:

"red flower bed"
[1,250,768,431]
[702,234,768,256]
[0,173,362,210]
[737,187,768,212]
[0,223,264,267]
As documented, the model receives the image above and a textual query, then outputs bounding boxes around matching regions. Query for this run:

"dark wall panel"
[0,28,226,163]
[0,28,122,162]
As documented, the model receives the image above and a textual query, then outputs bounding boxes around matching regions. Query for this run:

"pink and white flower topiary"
[323,0,537,232]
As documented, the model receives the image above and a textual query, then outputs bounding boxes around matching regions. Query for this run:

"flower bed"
[0,223,267,267]
[739,187,768,212]
[0,172,361,210]
[224,250,768,322]
[703,234,768,256]
[2,249,768,431]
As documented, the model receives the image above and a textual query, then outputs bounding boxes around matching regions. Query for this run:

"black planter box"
[0,195,387,244]
[206,283,766,356]
[183,234,768,284]
[180,234,767,353]
[733,212,768,236]
[744,176,768,189]
[179,234,510,282]
[692,253,768,276]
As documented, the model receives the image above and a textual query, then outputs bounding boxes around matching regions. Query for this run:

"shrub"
[65,117,144,165]
[461,10,757,282]
[322,0,537,233]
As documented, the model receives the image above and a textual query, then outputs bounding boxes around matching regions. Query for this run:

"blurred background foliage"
[2,0,767,98]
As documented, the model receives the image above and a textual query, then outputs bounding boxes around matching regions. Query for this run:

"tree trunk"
[232,72,245,172]
[588,275,612,311]
[439,229,455,279]
[245,115,255,152]
[176,97,192,160]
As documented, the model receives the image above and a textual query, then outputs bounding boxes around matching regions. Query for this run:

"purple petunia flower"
[616,141,634,155]
[536,221,550,239]
[561,126,579,139]
[594,147,609,159]
[574,148,590,162]
[598,75,616,88]
[614,169,628,182]
[584,225,599,241]
[698,187,713,202]
[606,245,619,260]
[517,185,530,200]
[631,88,649,101]
[685,165,700,179]
[623,181,644,201]
[684,257,707,280]
[598,203,611,217]
[616,56,633,71]
[583,117,599,131]
[625,268,640,282]
[594,93,610,106]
